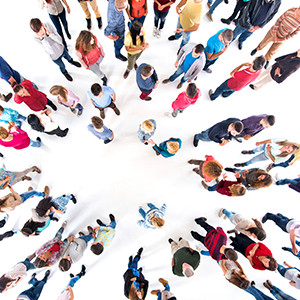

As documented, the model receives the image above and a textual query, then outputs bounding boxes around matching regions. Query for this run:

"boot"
[0,93,12,102]
[96,219,105,226]
[62,70,73,81]
[77,265,86,278]
[100,110,105,119]
[123,70,130,79]
[109,214,115,222]
[32,166,41,173]
[113,107,120,115]
[241,150,254,154]
[69,60,81,68]
[201,181,209,190]
[97,17,102,29]
[43,186,50,197]
[137,247,143,256]
[86,18,92,30]
[102,76,107,86]
[159,278,169,286]
[151,290,160,295]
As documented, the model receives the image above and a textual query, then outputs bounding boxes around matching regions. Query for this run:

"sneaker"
[44,186,50,197]
[261,213,269,223]
[234,162,247,167]
[263,281,272,291]
[249,84,255,90]
[151,290,160,296]
[113,107,120,115]
[62,70,73,81]
[36,137,41,143]
[218,208,226,218]
[168,35,177,41]
[156,29,161,38]
[32,166,41,173]
[70,194,77,204]
[144,96,152,101]
[282,247,289,251]
[96,219,105,226]
[109,214,115,222]
[4,93,13,102]
[241,150,254,154]
[224,167,235,172]
[208,89,214,99]
[206,12,213,21]
[153,26,158,37]
[221,18,231,24]
[201,181,209,190]
[123,70,130,79]
[69,60,81,68]
[162,79,170,84]
[264,60,270,69]
[21,175,32,181]
[193,135,199,147]
[168,238,174,244]
[116,54,127,62]
[86,18,92,30]
[238,42,243,50]
[134,63,138,70]
[159,278,169,285]
[44,270,51,278]
[164,112,172,117]
[204,68,212,74]
[250,48,257,56]
[100,110,105,119]
[266,163,274,172]
[176,82,184,89]
[137,247,143,256]
[102,76,108,86]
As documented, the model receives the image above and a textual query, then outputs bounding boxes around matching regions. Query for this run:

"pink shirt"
[227,68,262,91]
[0,128,30,150]
[171,88,200,110]
[58,90,80,108]
[57,289,70,300]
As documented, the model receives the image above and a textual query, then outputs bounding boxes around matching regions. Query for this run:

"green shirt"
[172,247,200,276]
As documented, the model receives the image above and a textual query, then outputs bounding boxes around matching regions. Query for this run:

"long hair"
[251,170,273,189]
[229,184,246,196]
[75,31,97,56]
[35,197,53,217]
[0,276,14,293]
[27,114,45,132]
[130,21,144,46]
[21,219,46,236]
[49,85,68,103]
[276,140,300,157]
[226,261,250,290]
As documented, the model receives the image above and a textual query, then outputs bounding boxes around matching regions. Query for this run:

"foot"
[31,272,37,279]
[134,63,138,70]
[70,273,74,278]
[87,226,93,233]
[164,112,172,117]
[156,29,161,38]
[201,181,209,190]
[162,78,170,84]
[206,12,213,21]
[97,17,102,29]
[179,237,182,241]
[266,163,274,172]
[168,35,177,41]
[158,278,169,285]
[188,159,198,164]
[204,68,212,73]
[208,89,214,100]
[251,281,255,287]
[70,194,77,204]
[261,213,269,223]
[263,281,271,291]
[62,221,68,228]
[62,70,73,81]
[28,186,33,191]
[207,2,211,8]
[69,60,81,68]
[238,42,243,50]
[79,265,86,277]
[4,93,13,102]
[264,60,269,69]
[43,186,50,197]
[218,208,227,219]
[221,18,231,25]
[137,247,143,256]
[109,214,115,222]
[144,96,152,101]
[32,166,41,174]
[113,107,120,115]
[100,110,105,119]
[123,70,130,79]
[86,18,92,30]
[116,54,127,62]
[153,27,158,37]
[282,247,289,251]
[250,48,257,56]
[176,82,184,89]
[241,150,254,154]
[193,135,199,147]
[234,162,247,167]
[249,84,255,90]
[36,137,41,143]
[224,167,235,172]
[96,219,105,226]
[102,76,108,86]
[151,290,160,296]
[168,238,174,244]
[266,280,273,288]
[44,270,51,278]
[195,217,207,222]
[79,232,84,236]
[22,175,32,181]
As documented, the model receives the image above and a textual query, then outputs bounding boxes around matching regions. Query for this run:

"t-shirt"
[286,220,300,238]
[205,29,226,61]
[87,86,114,108]
[124,32,145,55]
[58,90,80,108]
[245,242,272,270]
[179,0,202,29]
[204,227,227,261]
[224,260,240,280]
[0,56,21,84]
[232,214,252,235]
[285,268,300,289]
[154,0,175,12]
[227,68,261,91]
[94,225,116,248]
[88,124,113,140]
[0,128,30,150]
[57,289,71,300]
[182,52,198,72]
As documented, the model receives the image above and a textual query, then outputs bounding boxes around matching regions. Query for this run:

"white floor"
[0,0,299,299]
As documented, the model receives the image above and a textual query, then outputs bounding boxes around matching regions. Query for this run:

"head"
[246,227,266,241]
[21,219,45,236]
[186,83,198,98]
[262,256,277,271]
[0,105,3,115]
[260,115,275,128]
[91,83,102,97]
[141,65,153,78]
[30,18,45,37]
[115,0,128,11]
[35,197,53,217]
[34,251,52,268]
[167,141,180,154]
[252,56,266,71]
[276,140,300,157]
[182,263,194,277]
[130,21,144,45]
[27,114,45,132]
[221,29,233,45]
[91,116,104,129]
[12,84,26,96]
[150,216,165,228]
[75,30,96,55]
[228,270,250,290]
[49,85,67,102]
[229,121,243,136]
[90,242,104,255]
[252,171,272,189]
[229,184,246,196]
[0,276,14,293]
[59,257,72,272]
[129,285,144,300]
[224,248,238,261]
[192,44,204,57]
[203,161,223,179]
[141,120,154,133]
[0,127,9,140]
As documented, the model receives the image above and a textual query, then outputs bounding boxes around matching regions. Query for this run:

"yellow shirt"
[291,151,300,165]
[179,0,202,30]
[124,32,145,55]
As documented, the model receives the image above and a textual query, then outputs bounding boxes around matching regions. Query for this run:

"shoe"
[282,247,289,251]
[97,17,102,29]
[206,12,213,21]
[109,214,115,222]
[151,290,160,296]
[208,89,214,100]
[234,162,247,167]
[137,247,143,256]
[79,232,84,236]
[168,35,177,41]
[70,60,81,68]
[232,136,242,143]
[0,153,3,158]
[251,281,255,287]
[138,267,143,272]
[79,265,86,277]
[266,280,273,288]
[201,181,209,190]
[134,63,138,70]
[162,78,170,84]
[100,110,105,119]
[87,226,93,233]
[238,42,243,50]
[156,29,161,38]
[104,139,113,144]
[249,84,255,90]
[62,70,73,81]
[62,221,68,228]
[250,48,257,56]
[193,135,199,147]
[263,281,272,291]
[261,213,269,223]
[179,237,182,241]
[159,278,169,285]
[32,166,41,173]
[221,18,231,25]
[70,273,74,278]
[77,109,83,116]
[66,30,71,40]
[176,82,184,89]
[43,186,50,197]
[86,18,92,30]
[264,60,269,69]
[168,238,174,244]
[207,2,211,8]
[36,137,42,143]
[153,27,158,37]
[96,219,105,226]
[70,194,77,204]
[266,163,274,172]
[116,54,127,62]
[144,96,152,101]
[218,208,226,219]
[123,70,130,79]
[224,0,228,4]
[204,68,212,73]
[233,19,238,25]
[224,167,235,172]
[113,107,120,115]
[241,150,254,154]
[4,93,13,102]
[102,76,108,86]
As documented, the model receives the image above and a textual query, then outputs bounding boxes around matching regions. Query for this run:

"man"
[162,43,205,89]
[251,6,300,68]
[208,56,265,101]
[221,0,250,25]
[168,0,203,49]
[77,0,102,30]
[169,237,200,277]
[104,0,128,61]
[193,118,243,147]
[232,0,281,50]
[136,64,159,100]
[206,0,226,22]
[203,29,233,73]
[30,18,81,81]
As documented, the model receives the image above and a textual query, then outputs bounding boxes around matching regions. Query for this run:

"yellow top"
[291,152,300,165]
[124,32,146,55]
[179,0,202,30]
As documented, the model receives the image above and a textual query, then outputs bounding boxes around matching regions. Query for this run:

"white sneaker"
[274,173,280,182]
[153,27,158,37]
[164,112,172,117]
[156,29,162,38]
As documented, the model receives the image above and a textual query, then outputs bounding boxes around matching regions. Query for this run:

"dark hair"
[247,227,266,241]
[30,18,43,33]
[27,114,45,132]
[141,65,152,77]
[233,121,243,133]
[91,116,103,129]
[253,56,266,71]
[59,258,71,272]
[91,83,102,96]
[194,44,204,54]
[0,276,14,293]
[35,197,53,217]
[21,219,46,236]
[186,83,198,98]
[0,106,4,113]
[34,257,48,268]
[222,29,234,42]
[130,21,144,46]
[251,171,273,189]
[224,248,238,261]
[90,243,104,255]
[229,276,250,290]
[12,84,23,94]
[266,256,277,271]
[266,115,275,126]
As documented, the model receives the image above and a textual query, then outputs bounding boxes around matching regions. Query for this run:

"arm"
[230,63,251,77]
[160,0,175,10]
[206,46,228,61]
[111,93,116,103]
[126,7,134,20]
[290,229,298,255]
[220,260,228,275]
[176,23,200,33]
[176,0,187,14]
[75,51,89,69]
[40,0,45,9]
[266,144,275,162]
[96,39,105,57]
[66,286,74,300]
[8,186,22,202]
[255,139,271,146]
[61,0,71,13]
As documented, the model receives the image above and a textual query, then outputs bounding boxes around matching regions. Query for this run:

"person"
[153,0,176,38]
[232,0,282,50]
[218,208,266,240]
[0,105,26,128]
[88,83,120,118]
[138,203,166,229]
[267,151,300,171]
[169,237,200,277]
[0,165,41,190]
[75,30,107,86]
[88,116,114,144]
[166,82,200,117]
[234,139,300,168]
[262,280,297,300]
[168,0,203,49]
[123,248,149,299]
[201,172,246,197]
[191,217,238,261]
[104,0,128,61]
[0,123,41,149]
[90,214,116,255]
[262,213,300,255]
[193,118,243,147]
[208,56,265,100]
[77,0,102,29]
[16,270,50,300]
[277,262,300,289]
[162,43,205,89]
[27,110,69,138]
[250,50,300,90]
[276,174,300,194]
[13,80,57,112]
[137,119,156,144]
[29,18,81,81]
[40,0,71,49]
[124,21,149,79]
[49,85,83,116]
[136,64,158,100]
[148,137,181,158]
[206,0,226,21]
[282,240,300,259]
[250,7,300,68]
[203,28,233,73]
[151,278,177,299]
[126,0,148,27]
[57,265,86,300]
[188,155,223,183]
[221,0,250,25]
[229,232,277,271]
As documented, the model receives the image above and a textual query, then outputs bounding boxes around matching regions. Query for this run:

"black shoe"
[193,135,199,147]
[116,54,127,62]
[168,238,174,244]
[96,219,105,226]
[233,19,238,25]
[44,270,51,278]
[232,136,242,143]
[282,247,289,251]
[109,214,115,222]
[62,70,73,81]
[4,93,13,102]
[138,267,143,272]
[195,217,207,223]
[168,35,177,41]
[104,139,112,144]
[66,31,71,40]
[78,265,86,277]
[70,273,74,278]
[238,42,243,50]
[249,84,255,90]
[224,0,228,3]
[264,60,269,69]
[137,247,143,256]
[0,153,3,158]
[234,162,247,167]
[128,255,133,264]
[250,48,257,56]
[261,213,269,223]
[251,281,255,287]
[36,137,41,143]
[70,194,77,204]
[86,18,92,30]
[241,150,254,154]
[179,237,182,241]
[224,167,235,172]
[102,76,108,86]
[70,60,81,68]
[97,17,102,29]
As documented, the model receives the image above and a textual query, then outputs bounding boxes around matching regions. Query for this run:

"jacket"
[123,269,149,298]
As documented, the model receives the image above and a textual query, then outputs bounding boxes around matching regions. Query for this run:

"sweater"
[136,63,158,93]
[245,242,272,270]
[227,68,261,91]
[0,190,22,211]
[240,114,267,137]
[137,119,156,143]
[204,227,227,261]
[239,168,262,190]
[172,247,200,276]
[104,0,125,37]
[216,178,242,196]
[232,214,253,235]
[0,108,22,124]
[153,138,182,158]
[63,238,88,263]
[0,128,30,150]
[172,89,200,110]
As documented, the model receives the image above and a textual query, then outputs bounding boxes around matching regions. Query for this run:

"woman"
[124,21,149,79]
[27,109,69,138]
[153,0,175,37]
[75,31,107,86]
[49,85,83,116]
[137,203,166,229]
[151,278,177,299]
[148,138,181,158]
[126,0,148,27]
[277,261,300,289]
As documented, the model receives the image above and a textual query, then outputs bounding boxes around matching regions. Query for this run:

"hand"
[222,173,228,180]
[175,28,184,33]
[255,141,261,146]
[148,139,155,145]
[176,6,182,14]
[249,26,259,32]
[68,235,75,242]
[158,4,164,10]
[145,10,148,16]
[66,6,71,13]
[266,144,271,153]
[175,61,179,68]
[220,139,229,146]
[274,67,281,76]
[154,82,158,89]
[292,246,299,255]
[187,79,192,83]
[234,171,240,178]
[243,134,252,140]
[129,16,134,20]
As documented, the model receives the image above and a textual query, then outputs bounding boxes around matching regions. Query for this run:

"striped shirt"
[204,227,227,261]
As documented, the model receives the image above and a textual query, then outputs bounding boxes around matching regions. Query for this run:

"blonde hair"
[167,142,179,154]
[141,120,154,133]
[229,184,246,196]
[0,127,9,139]
[150,216,165,228]
[276,140,300,157]
[49,85,68,103]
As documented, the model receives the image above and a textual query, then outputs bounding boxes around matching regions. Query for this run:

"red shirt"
[227,68,262,91]
[172,88,200,111]
[154,0,176,12]
[216,178,241,196]
[14,80,47,112]
[204,227,227,261]
[0,128,30,150]
[245,242,273,270]
[202,155,222,183]
[77,37,102,66]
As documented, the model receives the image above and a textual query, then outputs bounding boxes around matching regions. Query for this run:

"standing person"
[276,174,300,194]
[75,30,107,86]
[126,0,148,27]
[221,0,250,25]
[203,29,233,73]
[124,21,149,79]
[162,43,205,89]
[123,248,149,299]
[169,237,200,277]
[232,0,282,50]
[16,270,50,300]
[88,83,120,118]
[250,7,300,68]
[138,203,166,229]
[208,56,265,101]
[87,116,114,144]
[151,278,177,299]
[153,0,176,38]
[168,0,203,49]
[78,0,102,29]
[277,262,300,289]
[0,105,26,128]
[29,18,81,81]
[136,64,158,101]
[104,0,128,61]
[50,85,83,116]
[40,0,72,49]
[148,137,181,158]
[193,118,243,147]
[137,119,156,145]
[191,217,238,261]
[206,0,226,22]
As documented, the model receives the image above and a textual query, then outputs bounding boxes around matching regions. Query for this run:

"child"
[137,119,156,145]
[0,105,26,128]
[136,64,158,101]
[138,203,166,229]
[88,116,114,144]
[148,138,181,158]
[151,278,177,299]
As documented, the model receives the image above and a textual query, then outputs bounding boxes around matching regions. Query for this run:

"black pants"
[46,99,57,111]
[46,127,68,137]
[0,218,6,228]
[230,233,254,257]
[0,230,14,241]
[228,0,248,21]
[193,219,215,244]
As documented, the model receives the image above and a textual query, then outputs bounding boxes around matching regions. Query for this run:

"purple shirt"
[240,114,267,137]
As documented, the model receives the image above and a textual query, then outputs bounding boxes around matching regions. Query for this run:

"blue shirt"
[205,29,226,62]
[0,56,21,85]
[87,86,114,108]
[154,138,182,158]
[0,108,21,124]
[104,0,125,37]
[181,52,198,72]
[88,124,113,140]
[137,119,156,143]
[136,63,158,93]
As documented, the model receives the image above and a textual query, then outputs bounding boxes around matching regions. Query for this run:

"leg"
[29,139,41,148]
[114,34,125,58]
[276,179,299,186]
[195,218,215,233]
[188,159,202,165]
[180,31,191,49]
[20,190,45,203]
[207,183,218,191]
[46,126,68,137]
[88,56,105,79]
[58,8,71,38]
[54,226,65,240]
[272,155,294,168]
[126,53,136,71]
[89,0,101,18]
[203,59,217,71]
[138,208,146,219]
[178,238,190,249]
[140,91,151,100]
[52,55,66,73]
[222,209,236,223]
[228,0,246,21]
[209,79,232,100]
[265,42,282,62]
[252,67,273,90]
[129,253,140,269]
[75,103,83,114]
[68,275,80,288]
[170,241,179,255]
[108,220,117,229]
[243,152,269,166]
[154,9,159,28]
[191,231,205,244]
[221,90,235,98]
[13,167,35,184]
[270,286,296,300]
[194,129,211,142]
[277,264,288,277]
[79,1,91,19]
[238,30,254,45]
[28,278,48,299]
[49,13,66,47]
[46,98,57,110]
[232,23,247,41]
[174,17,183,39]
[256,29,273,52]
[262,213,291,232]
[78,232,94,244]
[245,286,273,300]
[169,65,185,82]
[208,0,224,14]
[147,203,157,210]
[159,11,169,29]
[62,48,74,63]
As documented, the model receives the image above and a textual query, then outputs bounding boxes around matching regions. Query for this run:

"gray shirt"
[232,214,252,235]
[64,237,87,263]
[285,268,300,289]
[43,0,64,15]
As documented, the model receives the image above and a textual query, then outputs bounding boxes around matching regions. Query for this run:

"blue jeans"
[14,114,26,128]
[20,190,45,203]
[270,285,296,300]
[130,15,146,27]
[222,209,236,222]
[208,0,223,14]
[263,213,291,232]
[157,283,170,300]
[194,129,212,142]
[207,183,218,192]
[233,22,254,44]
[210,79,235,100]
[276,178,300,186]
[245,286,273,300]
[273,155,294,168]
[114,31,125,57]
[49,8,70,45]
[30,139,41,148]
[19,276,48,300]
[138,203,157,218]
[68,275,80,288]
[174,17,191,49]
[20,258,36,271]
[169,65,190,83]
[75,103,83,113]
[154,9,169,29]
[52,48,73,73]
[203,58,217,70]
[282,242,300,258]
[128,253,141,270]
[78,232,94,244]
[244,144,269,166]
[277,264,300,278]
